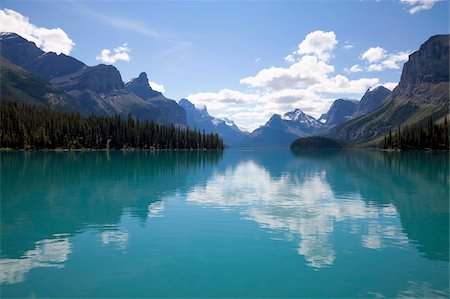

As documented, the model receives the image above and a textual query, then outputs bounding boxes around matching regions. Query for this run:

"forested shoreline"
[0,100,224,150]
[381,116,449,150]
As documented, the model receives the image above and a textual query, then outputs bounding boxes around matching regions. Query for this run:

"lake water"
[1,149,448,298]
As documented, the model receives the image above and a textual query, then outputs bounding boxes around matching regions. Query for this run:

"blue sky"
[1,0,448,130]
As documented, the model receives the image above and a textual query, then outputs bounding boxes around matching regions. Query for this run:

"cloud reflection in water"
[0,235,71,284]
[186,160,408,268]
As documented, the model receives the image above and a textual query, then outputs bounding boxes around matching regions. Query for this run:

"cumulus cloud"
[361,47,387,63]
[240,55,335,90]
[0,8,74,54]
[362,49,410,72]
[400,0,440,14]
[96,43,131,64]
[148,81,165,93]
[296,30,338,61]
[310,75,379,95]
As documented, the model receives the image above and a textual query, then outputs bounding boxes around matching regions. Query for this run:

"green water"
[1,149,448,298]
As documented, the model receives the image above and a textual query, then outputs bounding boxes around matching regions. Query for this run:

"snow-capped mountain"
[179,98,247,146]
[238,108,323,147]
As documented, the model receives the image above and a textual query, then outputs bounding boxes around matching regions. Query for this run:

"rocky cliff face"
[400,35,449,85]
[52,64,125,93]
[387,34,450,106]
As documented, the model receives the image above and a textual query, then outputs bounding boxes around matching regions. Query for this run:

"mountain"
[352,86,391,118]
[319,99,358,128]
[327,34,449,143]
[0,32,159,121]
[239,108,323,147]
[0,57,86,113]
[179,98,247,146]
[125,72,186,126]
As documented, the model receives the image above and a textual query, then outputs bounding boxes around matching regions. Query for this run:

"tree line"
[0,100,224,150]
[381,116,449,150]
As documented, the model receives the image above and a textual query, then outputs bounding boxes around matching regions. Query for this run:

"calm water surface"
[1,149,448,298]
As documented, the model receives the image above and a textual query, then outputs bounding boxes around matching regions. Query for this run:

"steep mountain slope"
[125,72,186,126]
[327,34,449,143]
[179,98,247,145]
[0,32,159,121]
[0,57,86,113]
[239,108,323,146]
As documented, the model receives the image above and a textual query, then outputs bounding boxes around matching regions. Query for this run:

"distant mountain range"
[179,98,248,146]
[1,32,448,148]
[0,32,247,146]
[238,86,392,147]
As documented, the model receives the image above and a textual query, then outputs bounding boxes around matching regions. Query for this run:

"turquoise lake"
[1,149,448,298]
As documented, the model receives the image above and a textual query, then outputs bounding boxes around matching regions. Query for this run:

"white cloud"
[240,55,335,90]
[364,50,410,72]
[400,0,440,14]
[185,160,408,268]
[345,64,363,73]
[96,43,131,64]
[296,30,338,61]
[361,47,387,63]
[255,57,261,63]
[381,51,410,69]
[310,75,379,95]
[381,82,399,91]
[148,81,166,93]
[0,8,74,54]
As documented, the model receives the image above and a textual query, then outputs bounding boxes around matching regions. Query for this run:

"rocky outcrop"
[125,72,162,99]
[125,72,186,126]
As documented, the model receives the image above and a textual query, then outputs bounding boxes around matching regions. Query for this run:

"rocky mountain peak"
[138,72,148,81]
[0,31,45,67]
[125,72,162,100]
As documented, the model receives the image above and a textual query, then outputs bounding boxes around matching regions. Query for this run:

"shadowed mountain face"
[0,32,159,121]
[125,72,187,126]
[327,34,449,143]
[239,109,323,147]
[319,99,358,128]
[179,98,247,146]
[0,57,88,114]
[353,86,391,118]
